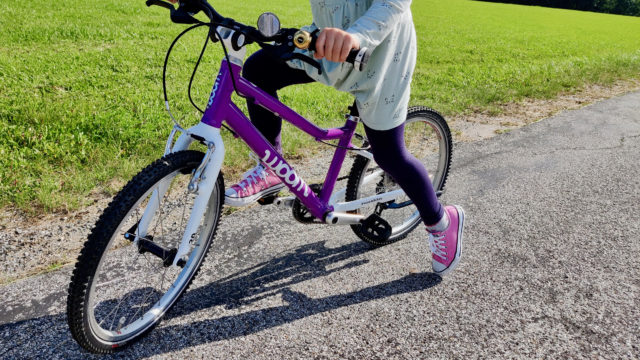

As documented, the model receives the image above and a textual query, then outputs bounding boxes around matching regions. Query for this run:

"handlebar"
[292,30,371,71]
[146,0,371,71]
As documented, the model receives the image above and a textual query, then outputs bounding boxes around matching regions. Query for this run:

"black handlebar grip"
[305,30,370,71]
[345,47,371,71]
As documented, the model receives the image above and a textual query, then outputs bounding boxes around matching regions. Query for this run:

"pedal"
[274,196,295,208]
[257,193,278,205]
[361,214,392,242]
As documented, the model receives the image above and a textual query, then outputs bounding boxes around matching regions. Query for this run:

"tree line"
[478,0,640,16]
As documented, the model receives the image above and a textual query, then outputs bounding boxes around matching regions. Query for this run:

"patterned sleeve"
[345,0,412,49]
[302,22,319,34]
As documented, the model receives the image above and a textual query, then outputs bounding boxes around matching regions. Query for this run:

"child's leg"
[363,123,444,225]
[225,50,315,206]
[243,50,315,153]
[364,122,464,276]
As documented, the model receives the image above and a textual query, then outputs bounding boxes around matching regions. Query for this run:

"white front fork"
[134,122,225,267]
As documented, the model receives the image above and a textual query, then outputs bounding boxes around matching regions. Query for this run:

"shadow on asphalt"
[0,240,441,359]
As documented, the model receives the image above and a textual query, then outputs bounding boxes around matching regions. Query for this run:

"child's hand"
[314,28,360,63]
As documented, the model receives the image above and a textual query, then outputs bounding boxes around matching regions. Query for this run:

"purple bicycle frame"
[200,59,358,221]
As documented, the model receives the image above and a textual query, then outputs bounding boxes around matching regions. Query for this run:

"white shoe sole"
[224,184,285,207]
[434,205,464,276]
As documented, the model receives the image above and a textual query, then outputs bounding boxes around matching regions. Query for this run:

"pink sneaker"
[224,163,284,206]
[427,205,465,276]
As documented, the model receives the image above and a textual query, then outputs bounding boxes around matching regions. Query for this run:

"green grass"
[1,0,639,213]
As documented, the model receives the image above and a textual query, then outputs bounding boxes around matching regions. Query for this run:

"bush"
[477,0,640,16]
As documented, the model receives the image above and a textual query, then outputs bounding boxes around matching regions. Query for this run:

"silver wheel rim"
[86,169,219,344]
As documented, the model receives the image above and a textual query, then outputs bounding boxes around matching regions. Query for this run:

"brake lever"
[145,0,200,25]
[145,0,174,11]
[257,29,322,75]
[171,8,200,24]
[289,53,322,75]
[260,41,322,75]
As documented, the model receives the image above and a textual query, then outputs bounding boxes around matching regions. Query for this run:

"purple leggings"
[244,50,444,225]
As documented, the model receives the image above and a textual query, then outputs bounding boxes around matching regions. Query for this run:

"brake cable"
[213,26,248,100]
[162,22,207,128]
[186,23,211,114]
[162,5,364,150]
[162,21,237,135]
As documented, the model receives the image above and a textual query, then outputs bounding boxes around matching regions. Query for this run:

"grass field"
[1,0,639,213]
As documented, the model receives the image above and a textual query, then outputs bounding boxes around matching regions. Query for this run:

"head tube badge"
[207,74,222,109]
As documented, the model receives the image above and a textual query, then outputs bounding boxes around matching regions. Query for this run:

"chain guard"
[292,184,323,224]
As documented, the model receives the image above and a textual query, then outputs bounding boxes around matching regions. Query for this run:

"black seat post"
[348,100,359,117]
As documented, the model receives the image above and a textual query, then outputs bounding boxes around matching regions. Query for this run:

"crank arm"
[332,189,405,213]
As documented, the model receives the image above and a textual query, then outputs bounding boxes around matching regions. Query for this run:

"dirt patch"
[450,79,640,142]
[0,195,114,284]
[1,79,639,284]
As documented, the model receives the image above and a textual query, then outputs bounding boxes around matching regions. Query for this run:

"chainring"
[292,184,323,224]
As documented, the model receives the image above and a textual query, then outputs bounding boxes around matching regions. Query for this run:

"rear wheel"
[67,150,224,353]
[346,107,452,246]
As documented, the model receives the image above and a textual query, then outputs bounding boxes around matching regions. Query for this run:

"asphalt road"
[1,91,639,359]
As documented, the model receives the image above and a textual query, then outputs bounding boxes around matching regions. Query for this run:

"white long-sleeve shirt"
[288,0,416,131]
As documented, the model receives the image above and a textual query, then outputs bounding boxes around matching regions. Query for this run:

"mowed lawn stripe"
[1,0,639,212]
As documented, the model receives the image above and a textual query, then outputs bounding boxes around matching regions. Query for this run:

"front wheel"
[67,150,224,353]
[346,107,453,246]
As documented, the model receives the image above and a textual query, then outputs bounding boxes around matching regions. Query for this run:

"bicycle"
[66,0,453,353]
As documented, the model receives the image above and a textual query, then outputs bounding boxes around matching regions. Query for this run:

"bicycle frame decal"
[262,149,311,197]
[66,6,454,352]
[206,73,222,109]
[196,59,359,220]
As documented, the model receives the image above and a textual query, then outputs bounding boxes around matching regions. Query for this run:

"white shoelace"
[238,164,268,192]
[428,233,448,260]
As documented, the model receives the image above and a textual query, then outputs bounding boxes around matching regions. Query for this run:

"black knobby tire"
[67,150,224,353]
[346,107,453,246]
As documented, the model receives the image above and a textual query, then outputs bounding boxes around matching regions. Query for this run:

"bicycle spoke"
[70,151,221,350]
[96,249,141,329]
[127,278,162,325]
